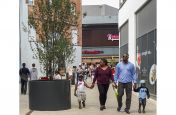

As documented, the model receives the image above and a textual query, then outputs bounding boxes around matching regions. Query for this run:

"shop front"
[82,47,119,66]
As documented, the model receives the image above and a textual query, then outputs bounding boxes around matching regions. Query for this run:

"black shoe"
[138,109,141,113]
[100,106,104,111]
[82,102,85,108]
[103,105,106,109]
[79,105,82,109]
[125,108,130,114]
[117,107,121,112]
[142,110,145,113]
[79,102,82,109]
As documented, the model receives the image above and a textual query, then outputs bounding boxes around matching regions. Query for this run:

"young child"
[53,70,62,80]
[74,74,90,109]
[134,80,150,113]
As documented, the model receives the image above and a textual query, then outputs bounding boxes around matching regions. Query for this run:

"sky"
[82,0,119,9]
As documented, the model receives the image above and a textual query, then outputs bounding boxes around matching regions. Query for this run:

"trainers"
[125,108,130,114]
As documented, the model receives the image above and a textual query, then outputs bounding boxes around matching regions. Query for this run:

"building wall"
[136,0,156,95]
[82,24,119,64]
[20,0,43,77]
[119,0,148,63]
[136,0,156,38]
[119,21,128,59]
[82,5,119,64]
[82,24,119,47]
[69,0,82,67]
[71,0,82,46]
[82,5,118,16]
[119,0,156,95]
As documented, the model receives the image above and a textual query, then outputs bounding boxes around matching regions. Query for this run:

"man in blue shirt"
[114,53,137,114]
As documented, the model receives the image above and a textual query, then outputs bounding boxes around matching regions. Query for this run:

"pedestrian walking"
[29,63,38,80]
[114,53,137,114]
[134,80,150,113]
[74,74,91,109]
[90,58,117,111]
[19,63,30,95]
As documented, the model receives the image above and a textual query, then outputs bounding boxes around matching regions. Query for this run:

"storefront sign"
[149,64,156,85]
[82,50,104,54]
[107,34,119,41]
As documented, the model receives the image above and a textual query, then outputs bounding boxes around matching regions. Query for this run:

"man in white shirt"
[30,63,38,80]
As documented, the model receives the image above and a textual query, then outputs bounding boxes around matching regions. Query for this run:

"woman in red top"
[90,58,117,110]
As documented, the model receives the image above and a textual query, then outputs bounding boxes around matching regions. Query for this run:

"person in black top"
[133,80,150,113]
[19,63,30,95]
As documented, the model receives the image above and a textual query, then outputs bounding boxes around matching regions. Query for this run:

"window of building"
[26,0,34,6]
[119,21,128,58]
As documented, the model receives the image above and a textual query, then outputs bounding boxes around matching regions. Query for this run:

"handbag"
[21,73,28,81]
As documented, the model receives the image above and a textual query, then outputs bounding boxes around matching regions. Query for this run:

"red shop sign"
[82,50,104,54]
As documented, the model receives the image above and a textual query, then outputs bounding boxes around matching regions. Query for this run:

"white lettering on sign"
[107,34,119,41]
[141,50,152,56]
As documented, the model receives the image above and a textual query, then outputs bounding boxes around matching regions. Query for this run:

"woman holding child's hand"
[90,58,117,111]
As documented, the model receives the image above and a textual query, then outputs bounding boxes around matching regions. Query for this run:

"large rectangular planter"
[29,80,71,111]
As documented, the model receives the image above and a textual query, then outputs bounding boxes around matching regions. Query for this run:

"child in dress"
[134,80,150,113]
[74,74,91,109]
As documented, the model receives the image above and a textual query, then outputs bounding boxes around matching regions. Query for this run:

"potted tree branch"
[27,0,79,111]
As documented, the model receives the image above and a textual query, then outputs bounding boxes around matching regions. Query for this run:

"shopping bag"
[112,84,118,98]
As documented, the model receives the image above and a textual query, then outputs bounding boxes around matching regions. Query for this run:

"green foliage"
[28,0,78,78]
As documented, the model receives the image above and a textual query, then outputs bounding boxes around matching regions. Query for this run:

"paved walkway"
[20,78,156,115]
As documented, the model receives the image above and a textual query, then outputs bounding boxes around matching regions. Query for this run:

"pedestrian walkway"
[20,78,156,115]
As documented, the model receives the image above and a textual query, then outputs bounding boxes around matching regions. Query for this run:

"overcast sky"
[82,0,119,9]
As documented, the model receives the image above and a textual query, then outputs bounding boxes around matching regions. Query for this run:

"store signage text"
[107,34,119,41]
[82,50,104,54]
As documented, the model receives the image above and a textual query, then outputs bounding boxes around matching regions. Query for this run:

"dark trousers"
[21,79,27,94]
[118,82,132,110]
[97,84,109,106]
[139,98,146,110]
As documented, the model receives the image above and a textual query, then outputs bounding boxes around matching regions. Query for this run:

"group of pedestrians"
[20,53,150,114]
[74,53,150,114]
[19,63,38,95]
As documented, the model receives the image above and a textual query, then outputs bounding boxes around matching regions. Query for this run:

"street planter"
[29,80,71,111]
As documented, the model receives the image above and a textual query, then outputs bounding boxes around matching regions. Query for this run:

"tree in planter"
[28,0,79,79]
